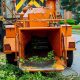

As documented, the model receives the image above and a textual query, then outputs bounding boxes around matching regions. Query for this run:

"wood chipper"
[3,0,76,72]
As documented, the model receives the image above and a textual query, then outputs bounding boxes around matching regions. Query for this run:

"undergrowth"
[0,64,80,80]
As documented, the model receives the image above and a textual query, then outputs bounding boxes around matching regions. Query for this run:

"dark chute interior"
[19,29,62,59]
[24,36,52,59]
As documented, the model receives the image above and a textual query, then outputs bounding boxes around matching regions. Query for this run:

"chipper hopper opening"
[18,27,65,72]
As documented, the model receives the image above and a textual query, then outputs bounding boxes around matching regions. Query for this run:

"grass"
[72,29,80,35]
[72,25,80,29]
[72,25,80,34]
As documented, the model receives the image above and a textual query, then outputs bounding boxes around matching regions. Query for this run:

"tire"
[67,51,73,67]
[6,53,17,65]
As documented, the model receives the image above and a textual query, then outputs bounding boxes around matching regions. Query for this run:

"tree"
[60,0,80,24]
[60,0,79,11]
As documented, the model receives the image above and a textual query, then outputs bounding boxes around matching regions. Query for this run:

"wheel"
[6,53,17,65]
[67,51,73,67]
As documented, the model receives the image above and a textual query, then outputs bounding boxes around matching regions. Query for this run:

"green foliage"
[43,72,64,80]
[0,64,23,80]
[28,51,55,63]
[19,72,53,80]
[59,19,75,25]
[60,0,74,11]
[60,0,80,24]
[0,63,80,80]
[66,19,75,25]
[59,20,64,24]
[75,13,80,24]
[60,0,79,11]
[72,25,80,29]
[20,58,25,63]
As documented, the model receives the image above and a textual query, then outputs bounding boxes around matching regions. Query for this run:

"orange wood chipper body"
[3,0,75,72]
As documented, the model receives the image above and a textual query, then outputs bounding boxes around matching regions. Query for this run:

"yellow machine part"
[16,0,45,12]
[16,0,26,11]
